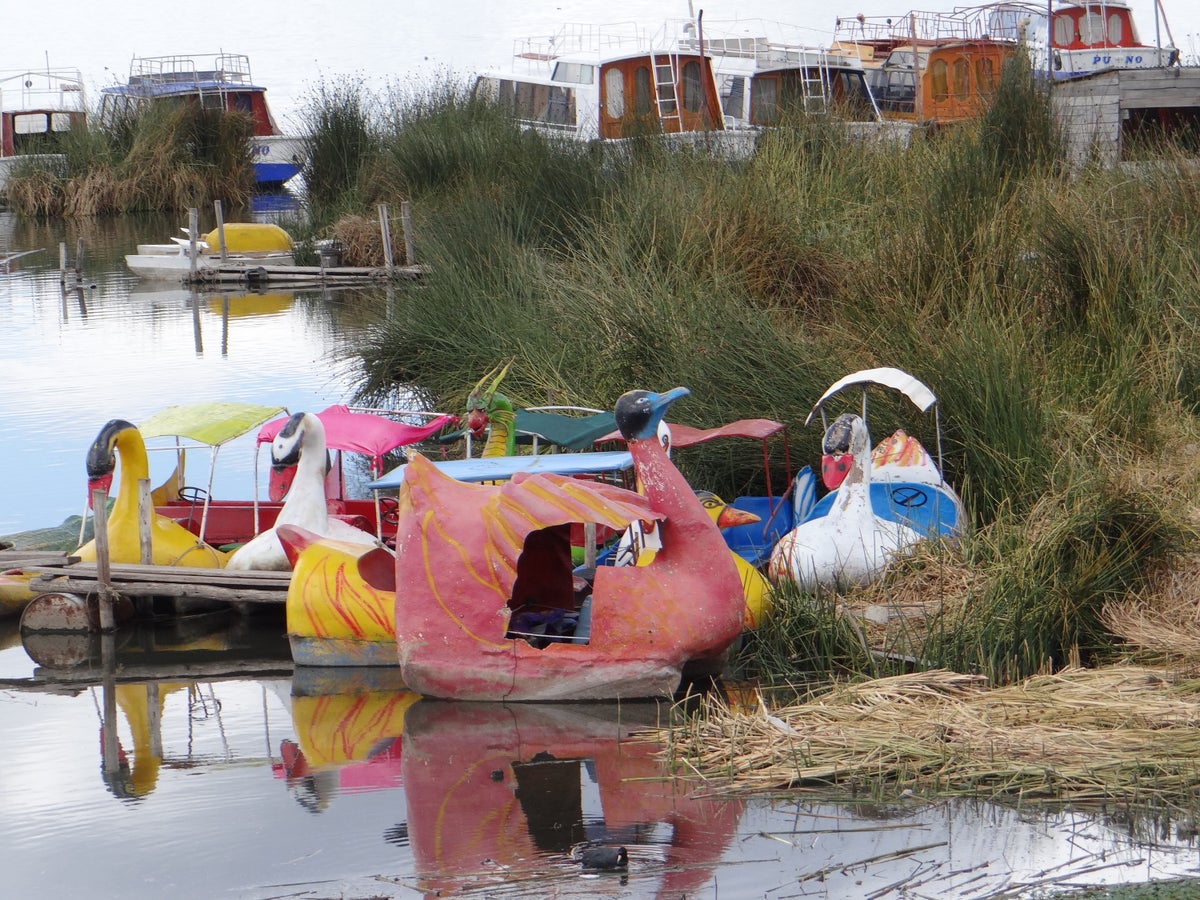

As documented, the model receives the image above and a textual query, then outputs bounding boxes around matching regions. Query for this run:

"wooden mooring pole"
[379,203,394,276]
[189,207,200,282]
[214,200,227,261]
[401,200,415,266]
[92,488,116,633]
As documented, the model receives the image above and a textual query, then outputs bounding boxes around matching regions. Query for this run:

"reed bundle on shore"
[663,667,1200,805]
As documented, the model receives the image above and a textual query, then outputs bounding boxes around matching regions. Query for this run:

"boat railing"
[834,4,1042,46]
[0,69,87,113]
[127,53,255,91]
[511,21,652,71]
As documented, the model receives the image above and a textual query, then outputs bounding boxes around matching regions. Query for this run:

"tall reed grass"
[4,103,255,215]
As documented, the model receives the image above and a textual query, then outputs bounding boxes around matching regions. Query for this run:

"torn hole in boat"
[505,522,598,648]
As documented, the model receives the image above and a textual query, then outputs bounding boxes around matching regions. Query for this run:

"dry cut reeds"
[662,666,1200,807]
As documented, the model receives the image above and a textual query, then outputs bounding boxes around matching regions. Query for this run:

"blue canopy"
[367,450,635,491]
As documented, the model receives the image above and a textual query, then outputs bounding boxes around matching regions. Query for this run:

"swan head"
[820,413,871,489]
[271,412,325,471]
[86,418,137,497]
[615,388,690,442]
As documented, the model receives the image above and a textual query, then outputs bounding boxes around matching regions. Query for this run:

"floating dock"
[190,262,426,286]
[24,559,290,606]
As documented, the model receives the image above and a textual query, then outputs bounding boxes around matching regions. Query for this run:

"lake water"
[1,217,1199,898]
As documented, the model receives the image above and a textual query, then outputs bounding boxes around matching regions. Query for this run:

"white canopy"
[805,367,938,426]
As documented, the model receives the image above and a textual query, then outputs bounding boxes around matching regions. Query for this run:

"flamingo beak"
[715,505,760,529]
[822,453,853,489]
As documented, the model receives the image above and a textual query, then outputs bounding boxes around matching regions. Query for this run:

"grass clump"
[5,102,255,215]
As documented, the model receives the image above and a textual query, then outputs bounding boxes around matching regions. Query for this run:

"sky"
[6,1,1198,128]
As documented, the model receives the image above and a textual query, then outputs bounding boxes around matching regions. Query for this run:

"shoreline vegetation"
[10,57,1200,813]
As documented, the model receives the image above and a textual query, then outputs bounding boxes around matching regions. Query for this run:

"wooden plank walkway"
[0,549,77,568]
[192,262,426,286]
[23,560,291,605]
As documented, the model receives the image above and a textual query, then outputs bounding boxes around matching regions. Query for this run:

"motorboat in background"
[672,17,914,144]
[1020,0,1179,79]
[473,17,730,150]
[0,68,87,190]
[99,53,305,187]
[834,7,1021,126]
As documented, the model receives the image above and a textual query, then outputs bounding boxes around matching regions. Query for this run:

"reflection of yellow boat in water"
[205,292,293,317]
[106,683,190,799]
[127,282,295,318]
[277,668,418,811]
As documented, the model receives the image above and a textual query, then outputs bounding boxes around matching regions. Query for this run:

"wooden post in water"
[138,478,153,565]
[379,203,394,276]
[59,241,68,285]
[189,207,200,283]
[401,200,415,265]
[100,639,120,781]
[214,200,227,261]
[92,488,115,632]
[74,238,85,283]
[136,478,154,617]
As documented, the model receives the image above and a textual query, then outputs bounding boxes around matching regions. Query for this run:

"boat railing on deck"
[126,53,255,95]
[835,4,1042,47]
[0,69,87,114]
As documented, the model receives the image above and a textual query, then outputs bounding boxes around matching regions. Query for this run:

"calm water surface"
[1,220,1199,897]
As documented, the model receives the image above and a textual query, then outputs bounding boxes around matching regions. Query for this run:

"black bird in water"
[577,845,629,871]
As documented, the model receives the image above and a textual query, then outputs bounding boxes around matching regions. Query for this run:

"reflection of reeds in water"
[663,666,1200,807]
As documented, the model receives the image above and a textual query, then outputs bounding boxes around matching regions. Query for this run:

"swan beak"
[87,473,114,506]
[715,505,760,529]
[822,452,853,489]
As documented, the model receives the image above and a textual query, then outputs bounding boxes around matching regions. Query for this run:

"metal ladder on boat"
[652,53,683,131]
[799,52,831,115]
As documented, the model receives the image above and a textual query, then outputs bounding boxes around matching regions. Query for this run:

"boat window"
[1053,13,1076,46]
[975,57,997,95]
[681,60,702,113]
[232,93,252,114]
[604,67,625,118]
[930,59,950,101]
[1107,13,1124,43]
[751,76,778,125]
[551,62,594,85]
[720,75,745,119]
[1080,12,1106,45]
[545,86,574,125]
[12,113,50,135]
[952,57,970,100]
[634,66,653,116]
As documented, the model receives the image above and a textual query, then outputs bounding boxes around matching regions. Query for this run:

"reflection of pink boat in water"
[401,699,744,897]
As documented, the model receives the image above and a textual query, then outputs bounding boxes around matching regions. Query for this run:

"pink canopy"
[596,418,786,448]
[258,406,457,475]
[596,417,790,499]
